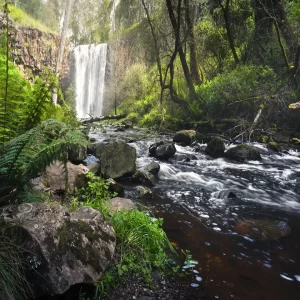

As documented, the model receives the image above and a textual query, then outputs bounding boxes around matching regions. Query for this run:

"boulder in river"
[137,186,153,198]
[149,142,176,160]
[225,144,262,162]
[205,137,225,158]
[143,161,160,175]
[173,130,197,146]
[0,203,116,298]
[234,220,290,241]
[94,140,137,178]
[133,170,158,187]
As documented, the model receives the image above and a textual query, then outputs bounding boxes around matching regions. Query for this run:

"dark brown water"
[89,127,300,299]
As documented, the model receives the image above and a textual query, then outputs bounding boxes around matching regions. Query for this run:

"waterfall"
[73,44,108,119]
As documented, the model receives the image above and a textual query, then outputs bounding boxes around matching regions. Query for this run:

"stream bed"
[89,126,300,300]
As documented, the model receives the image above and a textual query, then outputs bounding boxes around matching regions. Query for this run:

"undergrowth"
[71,173,175,298]
[0,221,31,300]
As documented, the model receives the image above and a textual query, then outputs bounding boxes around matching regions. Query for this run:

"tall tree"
[53,0,73,105]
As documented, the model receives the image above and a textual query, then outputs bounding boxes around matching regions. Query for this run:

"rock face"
[149,142,176,160]
[225,144,262,162]
[1,203,116,298]
[0,13,69,79]
[173,130,197,146]
[31,161,88,194]
[94,140,137,178]
[205,137,225,158]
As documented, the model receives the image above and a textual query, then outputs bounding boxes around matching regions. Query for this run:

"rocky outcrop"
[225,144,262,162]
[205,137,225,158]
[149,142,176,160]
[31,161,88,195]
[1,203,116,298]
[93,140,137,178]
[173,130,197,146]
[0,13,69,79]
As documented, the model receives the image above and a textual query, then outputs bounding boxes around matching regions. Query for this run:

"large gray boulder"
[173,130,197,146]
[1,203,116,298]
[31,161,88,194]
[225,144,262,162]
[94,140,137,178]
[68,146,87,164]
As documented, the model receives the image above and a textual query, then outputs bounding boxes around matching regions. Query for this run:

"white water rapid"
[73,44,108,119]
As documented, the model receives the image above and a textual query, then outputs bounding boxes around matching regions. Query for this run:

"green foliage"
[0,221,31,300]
[197,65,277,119]
[0,119,88,204]
[71,173,174,297]
[7,4,56,33]
[0,52,31,143]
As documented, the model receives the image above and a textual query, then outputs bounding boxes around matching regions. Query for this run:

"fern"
[0,119,88,204]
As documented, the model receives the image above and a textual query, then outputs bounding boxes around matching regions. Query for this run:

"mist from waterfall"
[73,44,108,119]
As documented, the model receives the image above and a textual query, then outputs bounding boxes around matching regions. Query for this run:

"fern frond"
[0,119,88,204]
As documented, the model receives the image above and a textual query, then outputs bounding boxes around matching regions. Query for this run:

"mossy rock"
[205,137,225,158]
[267,142,282,152]
[173,130,197,146]
[225,144,262,162]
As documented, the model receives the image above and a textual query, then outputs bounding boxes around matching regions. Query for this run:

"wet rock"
[149,142,176,160]
[173,130,197,146]
[31,161,88,195]
[172,153,198,162]
[137,186,153,198]
[107,197,134,213]
[191,142,202,152]
[106,178,125,196]
[205,137,225,158]
[234,220,291,241]
[225,144,262,162]
[68,146,87,164]
[94,140,137,178]
[143,162,160,175]
[267,142,282,152]
[0,204,116,298]
[133,170,158,187]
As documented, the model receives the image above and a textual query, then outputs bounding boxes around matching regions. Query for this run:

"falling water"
[73,44,108,119]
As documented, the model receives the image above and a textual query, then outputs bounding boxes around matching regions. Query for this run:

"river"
[88,126,300,300]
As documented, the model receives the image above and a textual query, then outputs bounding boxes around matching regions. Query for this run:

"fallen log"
[80,114,126,125]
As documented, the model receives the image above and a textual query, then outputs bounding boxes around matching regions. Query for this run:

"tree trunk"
[166,0,197,101]
[218,0,240,65]
[52,0,73,105]
[185,0,202,85]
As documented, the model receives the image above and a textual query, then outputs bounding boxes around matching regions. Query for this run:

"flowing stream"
[73,44,108,118]
[88,126,300,299]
